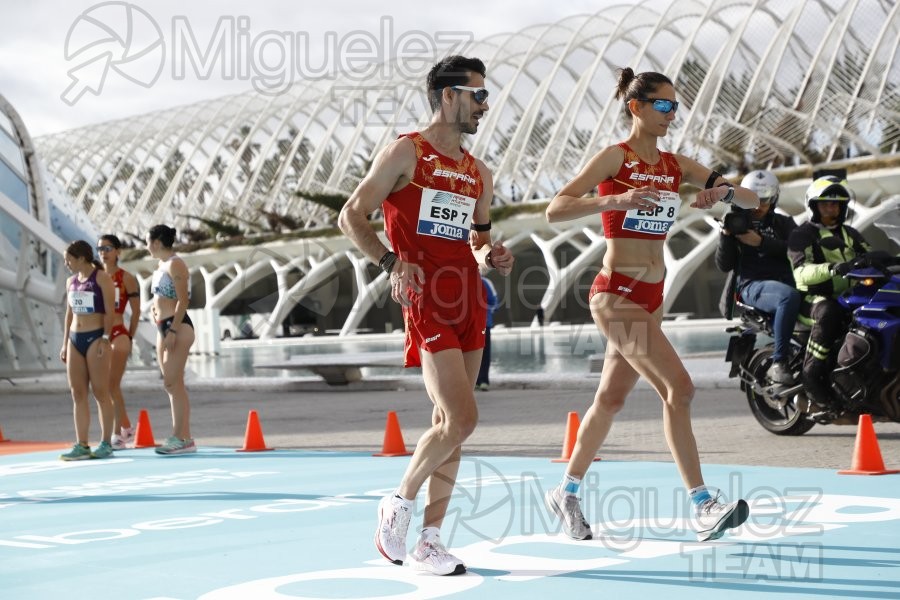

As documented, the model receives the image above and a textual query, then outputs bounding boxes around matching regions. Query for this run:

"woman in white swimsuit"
[147,224,196,455]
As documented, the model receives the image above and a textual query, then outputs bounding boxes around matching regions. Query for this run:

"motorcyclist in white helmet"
[716,170,801,384]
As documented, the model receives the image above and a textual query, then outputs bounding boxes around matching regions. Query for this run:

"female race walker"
[97,234,141,449]
[544,68,758,542]
[59,240,116,460]
[147,224,196,455]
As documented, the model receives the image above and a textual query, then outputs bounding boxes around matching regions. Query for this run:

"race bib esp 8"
[417,188,477,241]
[621,190,681,235]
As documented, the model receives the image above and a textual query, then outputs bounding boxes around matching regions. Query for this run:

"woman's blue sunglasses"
[639,97,679,114]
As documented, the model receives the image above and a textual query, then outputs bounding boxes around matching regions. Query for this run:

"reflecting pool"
[188,320,735,379]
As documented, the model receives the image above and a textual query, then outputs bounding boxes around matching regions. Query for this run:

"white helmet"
[740,170,780,209]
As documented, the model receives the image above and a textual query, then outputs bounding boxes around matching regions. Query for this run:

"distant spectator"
[476,273,499,391]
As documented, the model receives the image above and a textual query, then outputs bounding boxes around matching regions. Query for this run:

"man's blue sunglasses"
[639,97,679,114]
[451,85,489,105]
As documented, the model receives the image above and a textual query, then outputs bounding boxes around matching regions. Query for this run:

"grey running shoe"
[409,533,466,575]
[375,495,412,565]
[545,486,593,540]
[767,361,795,385]
[155,436,197,455]
[695,497,750,541]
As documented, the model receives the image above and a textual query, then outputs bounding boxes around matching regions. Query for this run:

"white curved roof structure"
[35,0,900,240]
[0,94,100,373]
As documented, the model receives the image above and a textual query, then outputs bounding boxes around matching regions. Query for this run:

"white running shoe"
[545,486,593,540]
[409,533,466,575]
[375,495,412,565]
[111,426,135,450]
[695,497,750,541]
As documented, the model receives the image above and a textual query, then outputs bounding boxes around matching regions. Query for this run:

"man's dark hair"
[426,56,486,112]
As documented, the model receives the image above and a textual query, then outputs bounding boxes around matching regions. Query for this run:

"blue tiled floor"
[2,448,899,599]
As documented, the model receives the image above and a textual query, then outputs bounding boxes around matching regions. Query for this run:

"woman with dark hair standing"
[544,68,759,542]
[147,224,196,455]
[60,240,116,460]
[97,234,141,449]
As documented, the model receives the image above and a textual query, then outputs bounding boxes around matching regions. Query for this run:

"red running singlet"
[382,132,487,367]
[600,142,683,240]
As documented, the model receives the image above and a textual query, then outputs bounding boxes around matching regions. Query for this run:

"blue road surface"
[2,448,900,599]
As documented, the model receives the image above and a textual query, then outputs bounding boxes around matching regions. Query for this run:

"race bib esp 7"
[621,190,681,235]
[417,188,477,241]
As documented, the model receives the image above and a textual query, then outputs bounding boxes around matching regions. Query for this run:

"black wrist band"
[472,221,491,232]
[705,170,723,189]
[379,251,397,274]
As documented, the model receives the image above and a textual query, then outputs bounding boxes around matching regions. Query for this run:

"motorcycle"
[725,215,900,435]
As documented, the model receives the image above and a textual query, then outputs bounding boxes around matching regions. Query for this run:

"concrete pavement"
[2,354,899,470]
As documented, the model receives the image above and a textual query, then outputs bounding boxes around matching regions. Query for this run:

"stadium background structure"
[2,0,900,371]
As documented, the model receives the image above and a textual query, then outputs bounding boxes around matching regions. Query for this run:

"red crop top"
[599,143,683,239]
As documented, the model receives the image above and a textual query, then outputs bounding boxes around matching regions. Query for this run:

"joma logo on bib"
[425,223,466,239]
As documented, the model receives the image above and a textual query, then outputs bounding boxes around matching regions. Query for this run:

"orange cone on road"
[838,414,899,475]
[133,409,158,448]
[237,410,273,452]
[374,411,413,457]
[0,422,8,442]
[552,411,600,463]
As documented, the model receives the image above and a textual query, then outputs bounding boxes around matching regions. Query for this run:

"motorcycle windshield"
[874,204,900,246]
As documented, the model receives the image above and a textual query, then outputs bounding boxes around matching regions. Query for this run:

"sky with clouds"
[0,0,608,137]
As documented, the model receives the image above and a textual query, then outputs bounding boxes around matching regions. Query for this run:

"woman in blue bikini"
[60,240,116,460]
[147,224,196,455]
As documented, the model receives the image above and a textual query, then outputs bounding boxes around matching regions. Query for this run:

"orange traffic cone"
[838,414,899,475]
[237,410,273,452]
[0,422,8,442]
[552,412,600,463]
[374,411,413,457]
[133,409,158,448]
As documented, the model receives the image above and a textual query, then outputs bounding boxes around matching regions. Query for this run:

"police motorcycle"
[725,204,900,436]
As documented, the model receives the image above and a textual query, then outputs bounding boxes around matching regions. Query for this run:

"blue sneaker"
[60,444,92,461]
[91,440,114,459]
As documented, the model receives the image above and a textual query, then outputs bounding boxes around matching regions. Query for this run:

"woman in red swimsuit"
[544,68,759,543]
[97,234,141,450]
